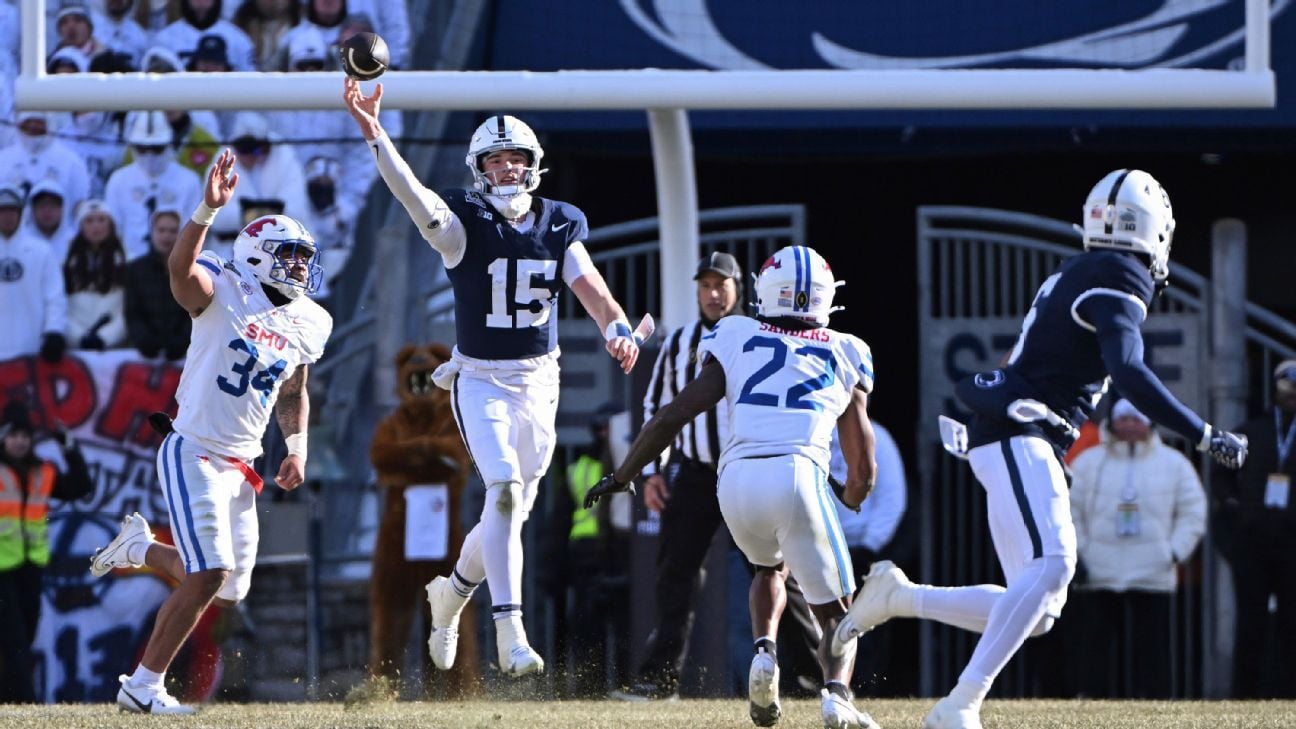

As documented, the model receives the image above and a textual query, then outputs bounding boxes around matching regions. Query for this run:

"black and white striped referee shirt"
[641,317,732,475]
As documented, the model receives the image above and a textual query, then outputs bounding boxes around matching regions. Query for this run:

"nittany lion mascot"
[367,343,479,697]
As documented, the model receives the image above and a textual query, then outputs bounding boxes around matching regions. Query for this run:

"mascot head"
[395,343,452,411]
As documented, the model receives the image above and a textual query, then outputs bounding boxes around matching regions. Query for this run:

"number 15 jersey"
[172,252,333,461]
[698,316,874,476]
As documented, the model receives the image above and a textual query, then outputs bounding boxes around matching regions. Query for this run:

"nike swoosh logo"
[551,222,570,232]
[121,687,153,713]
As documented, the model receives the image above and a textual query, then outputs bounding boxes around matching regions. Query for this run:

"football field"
[3,699,1295,728]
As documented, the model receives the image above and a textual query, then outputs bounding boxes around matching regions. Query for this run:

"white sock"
[453,523,486,585]
[495,613,528,649]
[913,584,1004,634]
[129,665,165,689]
[957,556,1072,692]
[126,539,152,566]
[480,482,526,607]
[947,679,986,710]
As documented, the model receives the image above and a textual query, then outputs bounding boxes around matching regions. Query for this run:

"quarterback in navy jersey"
[831,170,1248,729]
[345,78,643,679]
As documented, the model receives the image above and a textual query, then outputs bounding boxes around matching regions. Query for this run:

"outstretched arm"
[613,359,726,483]
[342,77,466,266]
[570,268,640,373]
[170,149,236,316]
[274,365,310,490]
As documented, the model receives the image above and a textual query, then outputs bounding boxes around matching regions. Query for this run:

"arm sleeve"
[1169,451,1208,562]
[1080,294,1206,442]
[368,132,467,267]
[562,241,597,287]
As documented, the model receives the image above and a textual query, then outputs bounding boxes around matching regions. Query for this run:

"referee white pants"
[156,432,259,603]
[718,454,856,606]
[967,435,1077,617]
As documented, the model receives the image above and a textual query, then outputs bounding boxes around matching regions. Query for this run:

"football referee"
[617,252,820,700]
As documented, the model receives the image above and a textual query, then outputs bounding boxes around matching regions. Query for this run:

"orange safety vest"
[0,462,56,569]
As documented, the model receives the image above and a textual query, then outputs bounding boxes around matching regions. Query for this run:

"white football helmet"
[232,215,322,299]
[754,245,843,327]
[464,115,545,197]
[123,110,171,147]
[1081,169,1176,283]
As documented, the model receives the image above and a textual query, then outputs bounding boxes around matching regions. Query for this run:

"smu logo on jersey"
[245,323,287,351]
[621,0,1292,70]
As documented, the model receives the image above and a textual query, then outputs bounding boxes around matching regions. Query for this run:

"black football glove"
[584,474,635,509]
[1204,428,1248,470]
[828,475,861,513]
[39,332,66,363]
[147,411,175,436]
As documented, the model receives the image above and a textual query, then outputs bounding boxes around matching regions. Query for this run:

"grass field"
[3,699,1296,728]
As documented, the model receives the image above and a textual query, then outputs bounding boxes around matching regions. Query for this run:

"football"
[339,32,389,81]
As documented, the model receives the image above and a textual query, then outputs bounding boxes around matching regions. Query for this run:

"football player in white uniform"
[344,78,644,679]
[89,150,333,714]
[587,246,880,729]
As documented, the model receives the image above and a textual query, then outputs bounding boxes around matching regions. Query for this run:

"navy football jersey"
[961,250,1155,449]
[441,189,589,360]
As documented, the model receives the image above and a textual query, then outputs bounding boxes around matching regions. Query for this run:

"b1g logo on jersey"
[245,323,288,351]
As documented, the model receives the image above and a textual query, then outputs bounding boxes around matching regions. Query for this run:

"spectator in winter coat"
[0,111,92,231]
[123,209,190,360]
[1067,399,1206,698]
[64,200,129,350]
[206,112,309,257]
[0,185,67,363]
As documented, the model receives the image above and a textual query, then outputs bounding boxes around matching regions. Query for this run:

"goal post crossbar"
[14,68,1276,112]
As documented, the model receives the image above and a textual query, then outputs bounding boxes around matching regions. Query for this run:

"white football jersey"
[172,252,332,461]
[698,316,874,475]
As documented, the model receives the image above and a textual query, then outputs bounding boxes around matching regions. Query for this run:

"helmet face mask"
[233,215,323,299]
[465,115,545,198]
[1081,168,1176,283]
[754,245,842,328]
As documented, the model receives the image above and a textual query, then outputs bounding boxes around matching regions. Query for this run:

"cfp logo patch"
[973,369,1005,389]
[0,257,23,282]
[240,281,255,296]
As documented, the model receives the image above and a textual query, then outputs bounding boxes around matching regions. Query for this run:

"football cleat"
[832,560,912,656]
[90,513,153,578]
[820,688,880,729]
[116,675,195,715]
[425,576,465,670]
[922,695,984,729]
[499,642,544,677]
[748,649,781,726]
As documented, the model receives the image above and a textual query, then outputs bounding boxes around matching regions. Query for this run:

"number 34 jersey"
[172,252,333,461]
[698,316,874,476]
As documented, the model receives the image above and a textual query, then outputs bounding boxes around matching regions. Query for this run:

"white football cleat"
[922,695,983,729]
[832,560,912,656]
[91,513,153,578]
[499,642,544,677]
[748,649,781,726]
[820,689,880,729]
[425,576,467,670]
[116,675,195,715]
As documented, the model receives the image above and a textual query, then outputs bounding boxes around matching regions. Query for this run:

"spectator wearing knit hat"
[64,200,128,350]
[23,180,77,265]
[0,111,92,231]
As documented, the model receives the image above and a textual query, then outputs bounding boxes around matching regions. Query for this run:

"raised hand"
[343,76,384,141]
[205,149,238,208]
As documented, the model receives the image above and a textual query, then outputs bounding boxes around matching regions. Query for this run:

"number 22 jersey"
[698,316,874,475]
[172,252,333,461]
